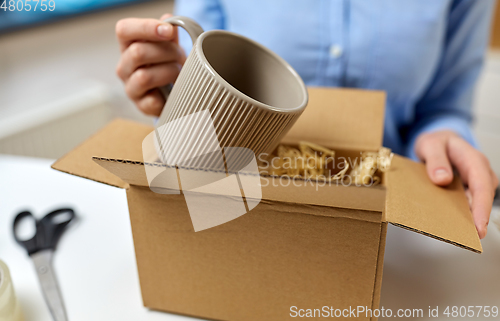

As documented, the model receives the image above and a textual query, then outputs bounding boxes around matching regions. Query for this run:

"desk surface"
[1,155,499,321]
[0,155,193,321]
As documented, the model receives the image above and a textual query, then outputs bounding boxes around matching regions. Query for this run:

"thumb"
[159,13,180,44]
[415,133,454,186]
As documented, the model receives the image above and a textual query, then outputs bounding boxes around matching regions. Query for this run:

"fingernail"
[481,226,487,239]
[157,24,172,38]
[434,169,449,181]
[144,95,154,107]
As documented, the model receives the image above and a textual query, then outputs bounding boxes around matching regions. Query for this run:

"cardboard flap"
[92,156,386,217]
[52,119,153,188]
[281,87,386,151]
[385,155,482,253]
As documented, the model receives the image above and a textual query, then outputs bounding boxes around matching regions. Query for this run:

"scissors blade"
[30,250,68,321]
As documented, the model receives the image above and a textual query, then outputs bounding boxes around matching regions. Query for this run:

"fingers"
[115,14,185,117]
[116,18,176,51]
[125,62,181,103]
[136,89,166,116]
[414,130,497,239]
[116,41,184,81]
[415,132,454,186]
[448,136,497,239]
[115,14,184,116]
[465,167,495,239]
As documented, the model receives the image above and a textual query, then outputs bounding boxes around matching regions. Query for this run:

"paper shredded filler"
[260,142,394,186]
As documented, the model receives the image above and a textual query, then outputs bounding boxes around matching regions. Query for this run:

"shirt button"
[329,44,343,58]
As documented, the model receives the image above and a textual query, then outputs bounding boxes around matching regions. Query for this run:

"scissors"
[13,208,76,321]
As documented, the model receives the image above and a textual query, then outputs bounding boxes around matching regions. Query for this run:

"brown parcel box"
[52,87,481,321]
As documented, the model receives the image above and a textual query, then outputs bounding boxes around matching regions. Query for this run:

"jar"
[0,260,23,321]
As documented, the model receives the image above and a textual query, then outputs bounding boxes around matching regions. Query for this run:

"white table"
[381,206,500,320]
[1,155,499,321]
[0,155,194,321]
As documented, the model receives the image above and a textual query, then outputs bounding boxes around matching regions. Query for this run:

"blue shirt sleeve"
[405,0,495,160]
[174,0,226,54]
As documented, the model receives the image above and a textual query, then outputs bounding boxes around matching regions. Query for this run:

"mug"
[155,16,308,169]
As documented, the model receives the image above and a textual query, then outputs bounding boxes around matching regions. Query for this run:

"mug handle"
[160,16,204,99]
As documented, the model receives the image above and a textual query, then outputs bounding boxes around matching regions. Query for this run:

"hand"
[415,130,499,239]
[115,14,186,116]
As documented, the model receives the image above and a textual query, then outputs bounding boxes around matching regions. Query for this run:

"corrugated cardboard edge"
[389,223,481,254]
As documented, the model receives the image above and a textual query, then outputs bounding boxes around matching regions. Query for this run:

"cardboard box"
[52,87,481,320]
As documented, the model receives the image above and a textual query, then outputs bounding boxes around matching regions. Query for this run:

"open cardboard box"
[52,87,481,320]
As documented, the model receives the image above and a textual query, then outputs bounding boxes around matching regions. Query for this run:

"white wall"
[0,0,174,126]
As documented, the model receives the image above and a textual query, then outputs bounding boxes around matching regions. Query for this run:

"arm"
[408,0,498,238]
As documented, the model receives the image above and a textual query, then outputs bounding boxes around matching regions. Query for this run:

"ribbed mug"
[155,16,308,168]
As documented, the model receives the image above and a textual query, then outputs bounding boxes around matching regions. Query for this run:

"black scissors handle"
[13,208,76,256]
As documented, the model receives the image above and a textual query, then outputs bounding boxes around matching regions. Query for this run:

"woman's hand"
[115,14,186,116]
[415,130,499,239]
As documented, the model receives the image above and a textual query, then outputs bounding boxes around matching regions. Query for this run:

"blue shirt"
[175,0,495,158]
